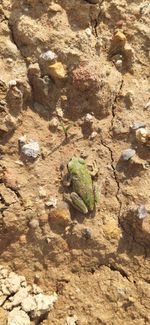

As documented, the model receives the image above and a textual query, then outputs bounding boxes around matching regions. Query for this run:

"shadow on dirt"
[117,209,150,258]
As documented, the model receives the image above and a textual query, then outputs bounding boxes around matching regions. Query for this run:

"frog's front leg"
[87,160,99,177]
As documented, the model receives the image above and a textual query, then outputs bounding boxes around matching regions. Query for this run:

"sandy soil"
[0,0,150,324]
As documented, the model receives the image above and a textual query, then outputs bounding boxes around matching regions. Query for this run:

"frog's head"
[68,156,85,173]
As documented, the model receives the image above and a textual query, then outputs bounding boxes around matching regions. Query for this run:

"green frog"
[64,156,96,214]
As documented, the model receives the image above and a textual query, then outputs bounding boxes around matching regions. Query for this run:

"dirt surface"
[0,0,150,324]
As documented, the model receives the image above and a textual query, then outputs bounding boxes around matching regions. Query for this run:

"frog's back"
[72,162,95,211]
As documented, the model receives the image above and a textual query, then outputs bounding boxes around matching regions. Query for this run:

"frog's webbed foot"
[87,160,99,178]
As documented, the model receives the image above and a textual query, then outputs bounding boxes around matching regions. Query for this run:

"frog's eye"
[78,157,85,164]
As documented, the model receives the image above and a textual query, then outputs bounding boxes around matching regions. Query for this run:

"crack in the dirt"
[100,81,124,227]
[102,264,130,280]
[111,79,124,129]
[100,78,148,260]
[87,263,131,281]
[90,0,105,38]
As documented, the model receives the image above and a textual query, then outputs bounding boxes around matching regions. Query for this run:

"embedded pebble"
[66,315,78,325]
[21,140,40,159]
[85,28,92,36]
[137,205,148,219]
[84,113,93,123]
[48,62,67,79]
[49,207,71,226]
[135,127,148,143]
[115,59,123,69]
[121,149,136,161]
[40,50,57,62]
[90,131,97,139]
[8,80,17,87]
[113,31,126,44]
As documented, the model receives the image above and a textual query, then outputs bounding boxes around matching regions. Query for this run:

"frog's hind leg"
[70,192,88,214]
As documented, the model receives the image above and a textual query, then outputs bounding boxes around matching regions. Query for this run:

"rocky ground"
[0,0,150,324]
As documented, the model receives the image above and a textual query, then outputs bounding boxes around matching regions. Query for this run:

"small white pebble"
[45,198,57,208]
[137,205,148,219]
[21,140,40,159]
[90,131,97,139]
[6,58,13,64]
[115,59,123,69]
[40,50,57,62]
[121,149,136,161]
[8,80,17,87]
[85,28,92,36]
[84,113,93,123]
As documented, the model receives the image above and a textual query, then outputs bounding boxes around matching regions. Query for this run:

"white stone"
[3,272,21,294]
[115,59,122,69]
[84,113,93,123]
[32,293,57,317]
[11,288,29,307]
[8,80,17,87]
[85,28,92,36]
[21,295,36,313]
[40,50,57,61]
[21,140,40,159]
[66,315,78,325]
[90,131,97,139]
[8,308,30,325]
